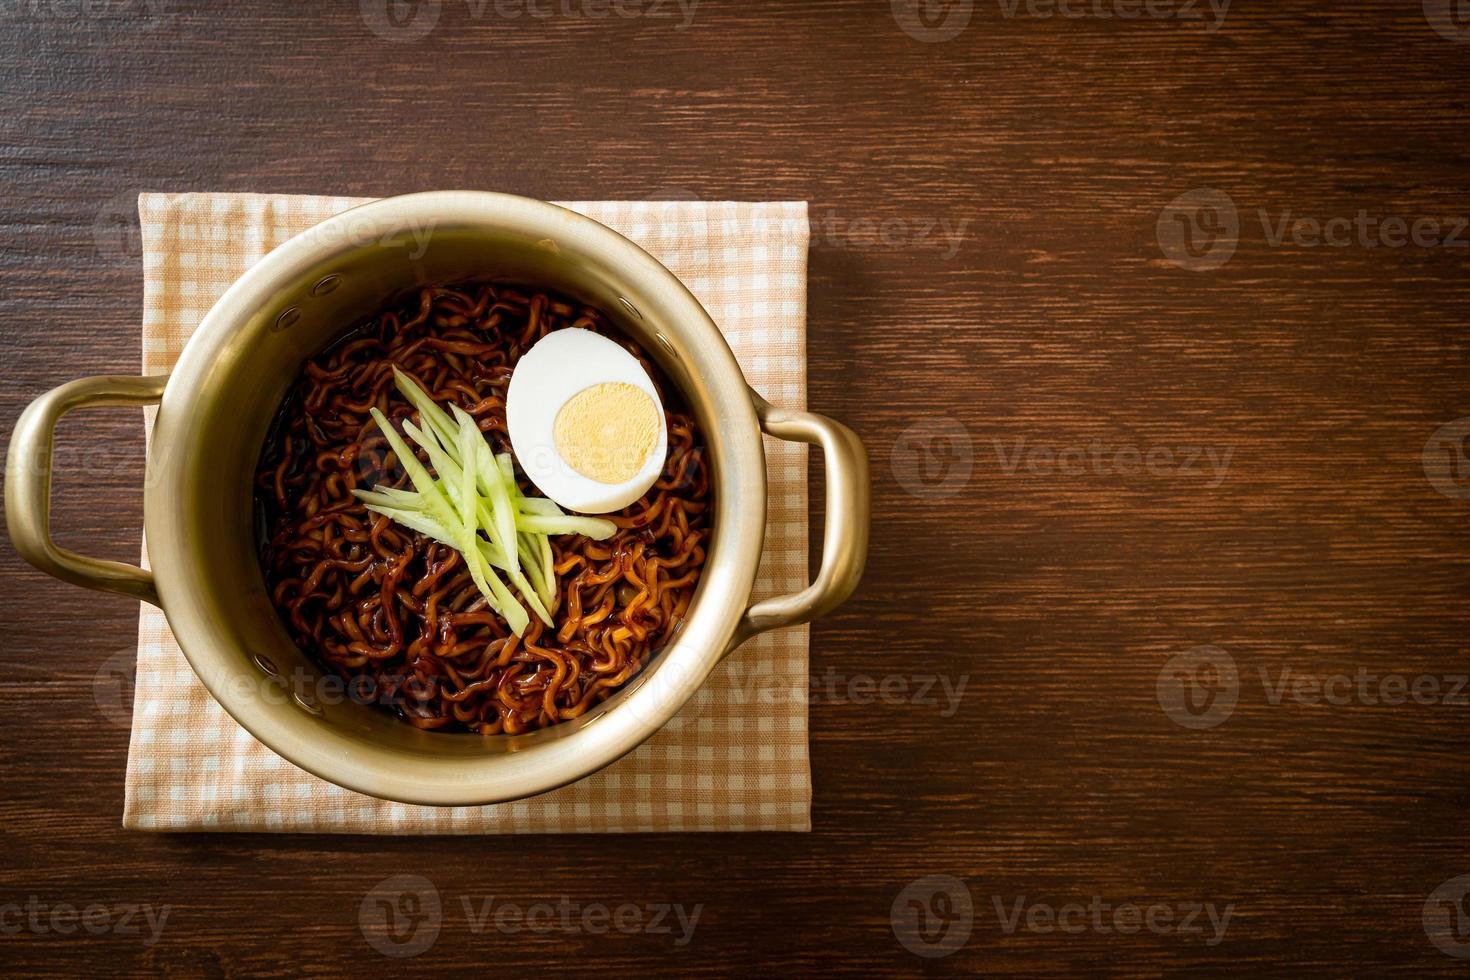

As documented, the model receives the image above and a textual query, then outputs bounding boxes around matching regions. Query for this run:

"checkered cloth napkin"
[122,192,811,833]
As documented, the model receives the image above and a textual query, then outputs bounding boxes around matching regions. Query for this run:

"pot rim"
[145,191,766,806]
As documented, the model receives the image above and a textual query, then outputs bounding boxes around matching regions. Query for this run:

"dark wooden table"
[3,0,1469,975]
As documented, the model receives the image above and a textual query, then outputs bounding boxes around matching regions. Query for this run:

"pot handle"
[724,389,870,657]
[5,375,167,607]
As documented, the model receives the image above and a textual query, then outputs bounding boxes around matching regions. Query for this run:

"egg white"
[505,328,668,514]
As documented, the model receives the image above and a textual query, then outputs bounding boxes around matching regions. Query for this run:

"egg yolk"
[553,382,660,485]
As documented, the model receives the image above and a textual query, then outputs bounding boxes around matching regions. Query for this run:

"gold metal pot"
[5,192,869,806]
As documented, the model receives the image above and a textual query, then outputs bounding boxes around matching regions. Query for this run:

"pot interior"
[151,202,762,786]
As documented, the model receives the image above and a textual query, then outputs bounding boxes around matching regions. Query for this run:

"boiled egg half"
[506,328,668,514]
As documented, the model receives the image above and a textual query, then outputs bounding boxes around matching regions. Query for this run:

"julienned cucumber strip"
[479,426,521,576]
[362,398,609,636]
[509,566,553,627]
[366,408,525,632]
[392,366,460,451]
[537,533,555,605]
[457,423,478,541]
[517,532,553,607]
[367,409,459,530]
[452,405,519,577]
[464,541,529,636]
[452,428,526,633]
[403,419,468,512]
[360,501,453,547]
[353,488,420,511]
[376,486,425,507]
[357,495,518,570]
[463,424,553,627]
[518,514,618,539]
[500,459,564,517]
[410,418,533,599]
[358,500,512,570]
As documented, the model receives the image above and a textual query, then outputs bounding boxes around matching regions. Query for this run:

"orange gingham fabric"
[122,192,811,833]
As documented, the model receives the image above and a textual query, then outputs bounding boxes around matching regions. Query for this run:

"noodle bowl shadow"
[6,191,869,806]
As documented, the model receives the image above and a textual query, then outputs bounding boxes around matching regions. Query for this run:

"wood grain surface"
[2,0,1469,975]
